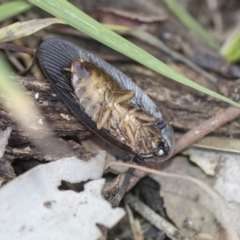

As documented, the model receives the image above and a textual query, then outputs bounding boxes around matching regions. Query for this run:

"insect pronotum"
[38,39,175,162]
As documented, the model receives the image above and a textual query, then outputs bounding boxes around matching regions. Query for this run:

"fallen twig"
[125,193,189,240]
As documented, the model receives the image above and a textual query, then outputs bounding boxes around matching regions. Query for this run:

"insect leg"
[139,125,151,149]
[135,113,155,122]
[139,130,148,152]
[96,107,113,129]
[96,88,113,129]
[125,124,136,147]
[135,123,155,151]
[97,90,134,130]
[113,90,135,104]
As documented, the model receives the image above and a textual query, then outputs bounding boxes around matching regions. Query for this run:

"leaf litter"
[0,151,125,240]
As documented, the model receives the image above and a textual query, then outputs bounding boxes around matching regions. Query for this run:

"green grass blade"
[0,1,32,22]
[0,52,12,81]
[27,0,239,107]
[162,0,220,50]
[223,33,240,63]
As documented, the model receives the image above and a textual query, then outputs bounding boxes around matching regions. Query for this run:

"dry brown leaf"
[0,18,64,42]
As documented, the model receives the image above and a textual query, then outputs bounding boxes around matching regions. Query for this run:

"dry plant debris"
[0,151,125,240]
[1,0,240,239]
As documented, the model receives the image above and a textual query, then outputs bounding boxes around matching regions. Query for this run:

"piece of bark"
[0,127,15,180]
[3,138,93,162]
[0,76,91,147]
[0,76,93,163]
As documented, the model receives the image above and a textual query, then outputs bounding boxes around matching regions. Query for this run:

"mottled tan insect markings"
[65,57,168,159]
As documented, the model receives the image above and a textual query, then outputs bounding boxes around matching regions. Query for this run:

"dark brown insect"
[38,39,174,162]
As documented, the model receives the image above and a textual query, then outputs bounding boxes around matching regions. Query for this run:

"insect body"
[69,59,169,159]
[38,39,174,162]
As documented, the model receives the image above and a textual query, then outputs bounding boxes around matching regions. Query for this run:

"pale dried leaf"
[0,18,64,42]
[183,149,219,176]
[0,151,125,240]
[214,153,240,204]
[194,136,240,154]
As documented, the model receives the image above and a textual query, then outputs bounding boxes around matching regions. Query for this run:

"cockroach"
[37,39,175,162]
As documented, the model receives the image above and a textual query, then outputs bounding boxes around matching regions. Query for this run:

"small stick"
[125,193,189,240]
[0,42,35,56]
[107,168,135,207]
[173,106,240,156]
[125,202,144,240]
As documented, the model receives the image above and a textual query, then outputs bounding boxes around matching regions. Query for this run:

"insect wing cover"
[38,39,174,162]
